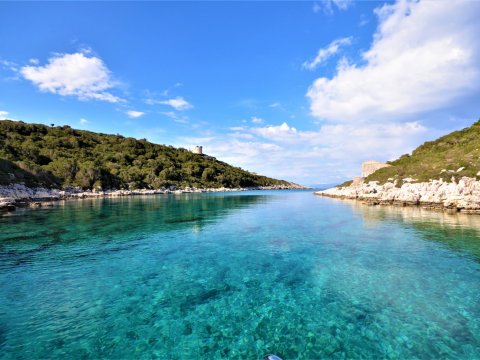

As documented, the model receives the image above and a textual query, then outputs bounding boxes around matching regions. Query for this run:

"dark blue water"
[1,191,479,359]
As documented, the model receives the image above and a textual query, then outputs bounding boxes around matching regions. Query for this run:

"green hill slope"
[0,120,290,189]
[366,119,480,184]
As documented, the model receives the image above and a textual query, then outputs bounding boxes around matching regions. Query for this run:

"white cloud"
[231,132,256,140]
[252,122,299,142]
[0,60,18,72]
[331,0,352,11]
[144,89,168,104]
[311,121,428,161]
[315,0,353,14]
[359,14,369,27]
[79,118,88,125]
[303,37,352,70]
[29,58,39,65]
[251,116,264,124]
[313,2,322,13]
[164,2,479,185]
[195,120,430,184]
[268,102,287,112]
[162,111,177,119]
[307,0,480,122]
[161,111,189,124]
[20,52,122,103]
[126,110,144,118]
[145,98,160,105]
[0,110,8,119]
[159,96,192,111]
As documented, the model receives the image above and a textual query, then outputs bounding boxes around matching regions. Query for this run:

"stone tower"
[361,160,391,177]
[192,145,203,155]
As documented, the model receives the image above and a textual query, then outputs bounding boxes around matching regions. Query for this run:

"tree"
[0,119,289,189]
[202,167,215,182]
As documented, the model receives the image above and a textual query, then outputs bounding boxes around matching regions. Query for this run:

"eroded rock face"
[0,184,61,201]
[316,177,480,213]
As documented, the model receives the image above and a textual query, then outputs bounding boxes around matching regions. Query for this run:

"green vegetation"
[337,179,353,188]
[0,120,290,189]
[366,119,480,184]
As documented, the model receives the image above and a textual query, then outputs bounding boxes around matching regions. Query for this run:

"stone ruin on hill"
[352,160,391,186]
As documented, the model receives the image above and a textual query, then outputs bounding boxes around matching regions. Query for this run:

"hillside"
[366,119,480,184]
[0,120,291,190]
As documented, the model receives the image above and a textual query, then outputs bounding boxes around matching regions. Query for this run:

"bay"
[1,190,479,359]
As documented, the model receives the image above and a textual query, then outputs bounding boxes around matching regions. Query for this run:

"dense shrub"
[0,120,288,189]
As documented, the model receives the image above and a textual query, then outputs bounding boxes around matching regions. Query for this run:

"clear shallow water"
[1,191,480,359]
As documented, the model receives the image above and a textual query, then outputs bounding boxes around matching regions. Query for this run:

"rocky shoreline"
[315,176,480,214]
[0,183,307,212]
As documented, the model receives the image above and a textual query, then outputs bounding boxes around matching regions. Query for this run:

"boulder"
[0,198,15,212]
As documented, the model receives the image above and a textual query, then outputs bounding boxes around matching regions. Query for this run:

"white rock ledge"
[315,177,480,214]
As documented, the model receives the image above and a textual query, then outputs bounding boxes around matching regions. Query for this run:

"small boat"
[263,355,283,360]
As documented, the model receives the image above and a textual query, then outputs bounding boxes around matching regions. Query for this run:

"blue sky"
[1,1,479,185]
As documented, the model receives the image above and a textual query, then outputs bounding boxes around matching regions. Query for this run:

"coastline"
[0,183,307,212]
[315,176,480,214]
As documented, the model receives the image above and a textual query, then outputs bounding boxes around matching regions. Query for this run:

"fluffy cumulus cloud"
[159,96,192,111]
[0,110,8,120]
[252,122,298,141]
[307,0,480,122]
[303,37,352,70]
[79,118,88,125]
[176,1,479,185]
[126,110,144,119]
[21,52,122,103]
[181,120,430,185]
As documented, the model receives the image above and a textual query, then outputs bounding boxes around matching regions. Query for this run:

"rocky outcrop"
[0,198,15,212]
[315,177,480,214]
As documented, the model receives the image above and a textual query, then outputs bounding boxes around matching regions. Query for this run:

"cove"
[1,190,479,359]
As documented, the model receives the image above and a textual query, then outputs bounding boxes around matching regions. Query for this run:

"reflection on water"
[0,193,266,267]
[348,199,480,229]
[1,191,480,359]
[345,199,480,261]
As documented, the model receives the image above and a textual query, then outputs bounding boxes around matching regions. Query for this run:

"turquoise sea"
[1,190,480,359]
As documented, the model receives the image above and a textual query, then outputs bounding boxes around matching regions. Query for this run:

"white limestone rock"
[316,176,480,212]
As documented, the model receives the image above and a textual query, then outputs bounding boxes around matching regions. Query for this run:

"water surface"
[1,191,479,359]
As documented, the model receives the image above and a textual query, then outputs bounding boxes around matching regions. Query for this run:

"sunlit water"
[1,191,480,359]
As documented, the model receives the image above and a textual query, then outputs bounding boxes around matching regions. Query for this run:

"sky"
[1,0,479,185]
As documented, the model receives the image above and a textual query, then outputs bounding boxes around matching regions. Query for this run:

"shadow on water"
[0,193,267,264]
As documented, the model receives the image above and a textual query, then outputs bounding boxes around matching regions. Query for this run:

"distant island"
[317,119,480,214]
[0,120,303,210]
